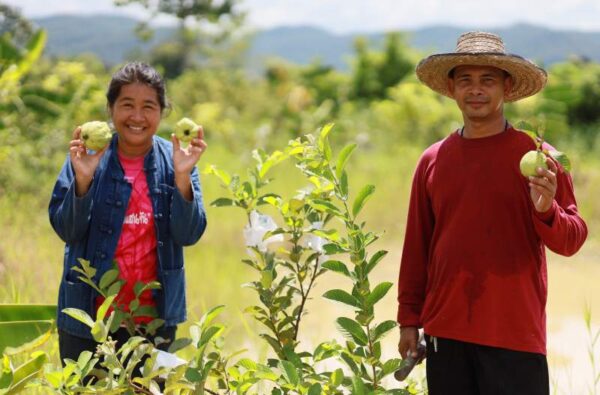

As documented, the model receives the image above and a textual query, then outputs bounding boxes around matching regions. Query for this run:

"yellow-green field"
[1,141,598,393]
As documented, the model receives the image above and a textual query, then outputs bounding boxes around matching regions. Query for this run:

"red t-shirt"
[96,152,158,324]
[397,127,587,354]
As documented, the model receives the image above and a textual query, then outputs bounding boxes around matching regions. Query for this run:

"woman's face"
[110,82,162,155]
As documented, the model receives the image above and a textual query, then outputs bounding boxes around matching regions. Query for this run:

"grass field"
[0,138,598,393]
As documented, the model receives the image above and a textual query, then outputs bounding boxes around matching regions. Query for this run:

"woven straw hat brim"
[416,52,548,102]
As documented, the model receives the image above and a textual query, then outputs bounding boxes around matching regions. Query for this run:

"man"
[396,31,588,394]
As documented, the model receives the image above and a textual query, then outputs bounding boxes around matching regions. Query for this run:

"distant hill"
[32,15,173,65]
[32,15,600,71]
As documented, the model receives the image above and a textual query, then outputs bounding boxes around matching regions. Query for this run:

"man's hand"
[398,326,419,359]
[172,125,207,201]
[529,157,558,213]
[70,126,107,197]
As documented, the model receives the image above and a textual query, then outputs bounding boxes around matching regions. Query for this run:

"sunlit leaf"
[352,184,375,218]
[365,282,393,307]
[336,317,368,345]
[323,289,362,308]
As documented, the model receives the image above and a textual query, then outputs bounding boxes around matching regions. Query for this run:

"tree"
[350,33,416,101]
[0,2,34,48]
[114,0,244,78]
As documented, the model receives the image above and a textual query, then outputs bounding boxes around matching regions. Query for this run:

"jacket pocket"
[160,267,186,322]
[64,280,94,315]
[61,280,96,336]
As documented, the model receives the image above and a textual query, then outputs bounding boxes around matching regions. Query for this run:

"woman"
[49,62,207,361]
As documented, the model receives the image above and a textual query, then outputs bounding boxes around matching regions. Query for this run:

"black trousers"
[425,335,549,395]
[58,325,176,367]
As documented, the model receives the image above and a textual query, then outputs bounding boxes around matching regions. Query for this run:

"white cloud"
[3,0,600,33]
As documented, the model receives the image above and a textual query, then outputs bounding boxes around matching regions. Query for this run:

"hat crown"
[456,31,506,54]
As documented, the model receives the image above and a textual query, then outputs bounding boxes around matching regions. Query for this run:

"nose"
[467,82,485,95]
[130,107,144,121]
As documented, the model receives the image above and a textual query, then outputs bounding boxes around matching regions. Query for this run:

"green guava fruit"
[80,121,112,151]
[174,117,199,143]
[519,150,548,177]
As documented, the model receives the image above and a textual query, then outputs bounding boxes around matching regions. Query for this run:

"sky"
[3,0,600,34]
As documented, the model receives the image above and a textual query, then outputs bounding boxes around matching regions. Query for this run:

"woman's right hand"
[70,126,107,197]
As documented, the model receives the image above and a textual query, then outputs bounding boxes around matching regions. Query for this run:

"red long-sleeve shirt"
[397,127,587,354]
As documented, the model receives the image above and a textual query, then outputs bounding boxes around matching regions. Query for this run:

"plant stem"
[365,323,378,390]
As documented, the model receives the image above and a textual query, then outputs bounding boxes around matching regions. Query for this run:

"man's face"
[448,65,512,122]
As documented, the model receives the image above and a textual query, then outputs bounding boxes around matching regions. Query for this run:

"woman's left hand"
[172,126,207,200]
[529,156,558,213]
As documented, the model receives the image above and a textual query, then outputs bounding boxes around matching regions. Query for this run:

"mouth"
[126,125,146,133]
[466,101,488,108]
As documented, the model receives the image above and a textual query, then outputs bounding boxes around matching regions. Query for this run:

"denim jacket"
[49,134,207,338]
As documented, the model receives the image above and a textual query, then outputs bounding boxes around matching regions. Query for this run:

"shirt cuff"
[533,200,557,225]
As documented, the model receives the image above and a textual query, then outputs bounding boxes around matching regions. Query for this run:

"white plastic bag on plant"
[302,221,329,263]
[243,210,283,252]
[142,349,187,380]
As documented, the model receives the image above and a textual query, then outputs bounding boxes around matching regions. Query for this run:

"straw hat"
[415,31,547,102]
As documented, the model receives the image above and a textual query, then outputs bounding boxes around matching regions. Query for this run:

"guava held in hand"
[80,121,112,151]
[519,150,548,177]
[174,117,199,143]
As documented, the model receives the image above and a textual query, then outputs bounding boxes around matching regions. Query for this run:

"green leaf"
[308,199,342,216]
[352,184,375,218]
[365,282,393,307]
[237,358,258,371]
[109,309,127,333]
[198,325,224,348]
[279,360,299,386]
[96,295,115,322]
[351,375,367,395]
[336,317,368,345]
[323,289,362,308]
[203,165,232,186]
[106,280,122,297]
[0,304,56,321]
[90,320,107,342]
[62,308,94,328]
[8,351,47,393]
[259,150,287,178]
[132,305,158,318]
[339,170,349,200]
[331,368,344,387]
[312,228,340,242]
[99,269,119,290]
[548,150,572,173]
[365,250,388,275]
[321,260,351,278]
[75,258,96,279]
[129,299,140,313]
[185,367,203,382]
[168,337,193,353]
[199,305,225,329]
[318,123,335,151]
[0,304,56,355]
[324,244,348,257]
[335,143,357,180]
[133,281,162,298]
[381,358,403,376]
[145,319,165,335]
[515,122,541,149]
[210,197,235,207]
[76,351,93,371]
[308,383,322,395]
[372,320,398,342]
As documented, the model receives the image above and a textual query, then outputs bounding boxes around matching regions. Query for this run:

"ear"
[504,75,514,96]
